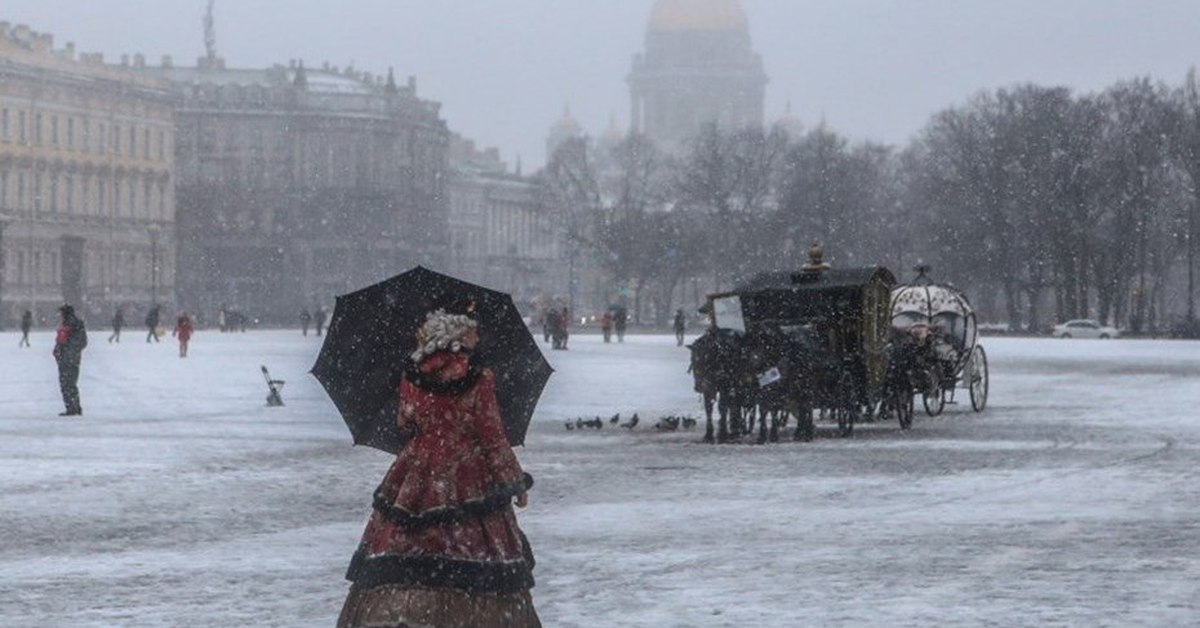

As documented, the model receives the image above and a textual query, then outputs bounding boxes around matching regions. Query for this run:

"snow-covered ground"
[1,329,1198,627]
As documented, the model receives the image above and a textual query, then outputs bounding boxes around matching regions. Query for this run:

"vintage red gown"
[340,351,538,627]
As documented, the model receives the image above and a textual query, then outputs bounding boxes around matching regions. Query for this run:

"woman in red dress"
[338,309,540,628]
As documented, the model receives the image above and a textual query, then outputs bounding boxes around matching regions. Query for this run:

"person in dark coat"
[338,310,540,627]
[559,307,570,350]
[314,306,327,337]
[300,308,312,336]
[547,309,561,348]
[53,304,87,416]
[674,308,687,346]
[600,311,613,343]
[145,305,161,343]
[542,309,555,344]
[20,310,33,348]
[614,307,628,343]
[108,308,125,343]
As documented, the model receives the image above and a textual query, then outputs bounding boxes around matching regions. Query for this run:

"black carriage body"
[707,266,896,410]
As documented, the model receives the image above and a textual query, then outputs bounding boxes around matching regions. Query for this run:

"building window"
[18,111,26,143]
[130,126,137,159]
[35,113,42,145]
[158,130,165,160]
[144,128,151,159]
[99,123,107,153]
[65,175,74,213]
[98,180,107,215]
[83,119,91,152]
[51,116,59,146]
[33,172,42,212]
[114,124,121,155]
[50,174,59,213]
[67,118,75,149]
[1,108,8,140]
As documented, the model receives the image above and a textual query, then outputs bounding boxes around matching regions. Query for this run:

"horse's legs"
[717,391,732,443]
[702,391,716,444]
[756,405,769,444]
[794,404,815,441]
[729,392,746,436]
[769,409,782,443]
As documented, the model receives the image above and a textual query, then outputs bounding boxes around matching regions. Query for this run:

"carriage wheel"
[922,370,945,416]
[969,345,989,412]
[895,389,914,429]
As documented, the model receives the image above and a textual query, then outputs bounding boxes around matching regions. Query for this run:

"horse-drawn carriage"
[690,249,896,442]
[689,252,988,444]
[887,266,989,426]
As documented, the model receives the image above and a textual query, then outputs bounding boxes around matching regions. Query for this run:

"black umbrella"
[311,266,553,453]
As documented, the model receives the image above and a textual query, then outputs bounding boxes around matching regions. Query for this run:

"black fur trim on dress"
[403,357,481,396]
[372,474,534,531]
[346,550,535,594]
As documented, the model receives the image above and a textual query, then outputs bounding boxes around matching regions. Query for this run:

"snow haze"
[4,0,1200,167]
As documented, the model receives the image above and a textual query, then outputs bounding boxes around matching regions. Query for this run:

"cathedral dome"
[648,0,748,33]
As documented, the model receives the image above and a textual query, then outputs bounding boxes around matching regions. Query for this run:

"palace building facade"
[0,23,176,327]
[146,55,450,323]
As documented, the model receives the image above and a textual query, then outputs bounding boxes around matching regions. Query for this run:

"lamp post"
[148,224,161,306]
[0,212,10,330]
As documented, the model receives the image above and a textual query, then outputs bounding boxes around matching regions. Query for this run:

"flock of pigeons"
[564,413,698,432]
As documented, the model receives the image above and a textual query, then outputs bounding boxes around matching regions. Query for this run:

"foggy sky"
[5,0,1200,169]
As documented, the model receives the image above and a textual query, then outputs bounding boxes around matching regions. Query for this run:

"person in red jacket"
[173,312,194,358]
[338,309,540,628]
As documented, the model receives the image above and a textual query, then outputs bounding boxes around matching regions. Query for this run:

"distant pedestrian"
[145,305,161,343]
[614,307,628,343]
[547,309,561,348]
[20,310,33,347]
[543,309,555,344]
[559,307,570,350]
[218,304,228,333]
[601,311,613,343]
[314,306,327,337]
[53,304,87,416]
[173,312,194,358]
[108,308,125,343]
[674,308,686,346]
[300,308,312,336]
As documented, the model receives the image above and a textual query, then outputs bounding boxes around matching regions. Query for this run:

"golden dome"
[648,0,748,32]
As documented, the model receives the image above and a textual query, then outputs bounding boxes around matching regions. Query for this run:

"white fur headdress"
[411,309,477,362]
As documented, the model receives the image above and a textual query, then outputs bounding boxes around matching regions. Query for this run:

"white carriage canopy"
[891,280,978,359]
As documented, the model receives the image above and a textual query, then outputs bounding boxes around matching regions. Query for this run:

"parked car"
[1051,319,1120,339]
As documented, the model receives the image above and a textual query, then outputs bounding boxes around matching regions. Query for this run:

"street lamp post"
[0,212,10,330]
[148,225,161,306]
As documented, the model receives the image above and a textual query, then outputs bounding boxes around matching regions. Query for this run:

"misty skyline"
[6,0,1200,169]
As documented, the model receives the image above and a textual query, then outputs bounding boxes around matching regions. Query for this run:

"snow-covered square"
[1,330,1198,627]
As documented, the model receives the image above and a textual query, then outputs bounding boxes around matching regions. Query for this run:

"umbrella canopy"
[311,266,553,454]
